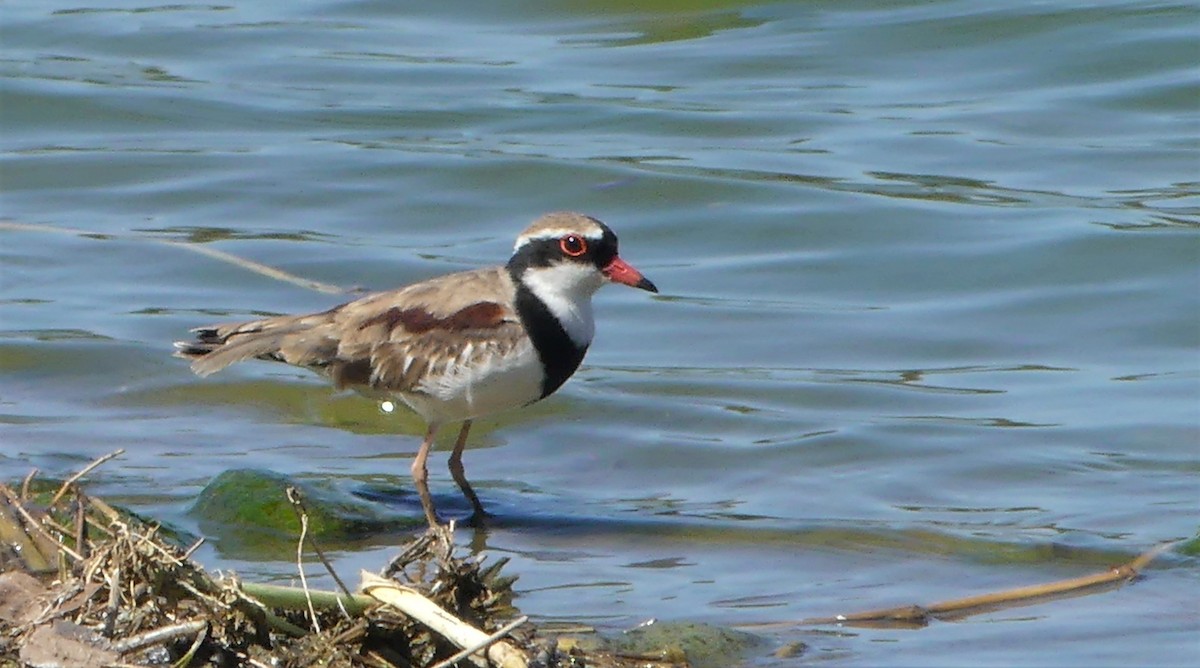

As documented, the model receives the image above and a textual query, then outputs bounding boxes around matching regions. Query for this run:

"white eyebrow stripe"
[513,229,603,251]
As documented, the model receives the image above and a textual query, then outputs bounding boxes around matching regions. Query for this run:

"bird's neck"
[512,263,599,348]
[510,265,595,399]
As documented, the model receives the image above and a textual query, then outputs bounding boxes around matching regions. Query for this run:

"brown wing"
[327,298,527,393]
[175,266,525,393]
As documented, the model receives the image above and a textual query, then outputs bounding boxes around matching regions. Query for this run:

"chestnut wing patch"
[331,301,519,393]
[358,302,507,335]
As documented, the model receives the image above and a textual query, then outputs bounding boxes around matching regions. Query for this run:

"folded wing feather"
[174,267,526,395]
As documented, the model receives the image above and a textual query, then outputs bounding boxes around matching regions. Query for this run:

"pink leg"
[448,420,486,518]
[411,424,440,527]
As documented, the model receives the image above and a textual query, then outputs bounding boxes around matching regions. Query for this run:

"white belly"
[397,340,544,425]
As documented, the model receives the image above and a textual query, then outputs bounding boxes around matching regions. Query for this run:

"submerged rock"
[190,468,406,556]
[611,620,766,668]
[1176,530,1200,557]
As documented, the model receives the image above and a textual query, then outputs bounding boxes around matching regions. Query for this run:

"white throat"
[520,262,603,348]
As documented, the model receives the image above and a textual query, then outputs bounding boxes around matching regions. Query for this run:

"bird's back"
[175,266,538,408]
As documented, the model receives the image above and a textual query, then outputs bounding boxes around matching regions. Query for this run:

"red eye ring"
[560,234,588,257]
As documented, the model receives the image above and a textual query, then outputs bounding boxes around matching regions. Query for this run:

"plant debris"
[0,453,689,668]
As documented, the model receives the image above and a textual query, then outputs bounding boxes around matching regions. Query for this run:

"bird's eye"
[559,235,588,257]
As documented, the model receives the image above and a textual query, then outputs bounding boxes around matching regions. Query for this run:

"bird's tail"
[173,315,311,377]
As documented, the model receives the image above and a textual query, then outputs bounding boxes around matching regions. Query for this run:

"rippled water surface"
[2,1,1198,665]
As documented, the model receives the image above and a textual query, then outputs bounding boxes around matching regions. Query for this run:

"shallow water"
[2,0,1198,665]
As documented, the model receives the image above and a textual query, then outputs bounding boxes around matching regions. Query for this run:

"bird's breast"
[398,338,545,424]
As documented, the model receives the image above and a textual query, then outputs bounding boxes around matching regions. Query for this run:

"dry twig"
[287,487,322,634]
[0,220,347,295]
[49,449,125,507]
[361,571,528,668]
[0,484,82,563]
[792,542,1173,628]
[430,614,530,668]
[111,619,209,654]
[286,486,353,598]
